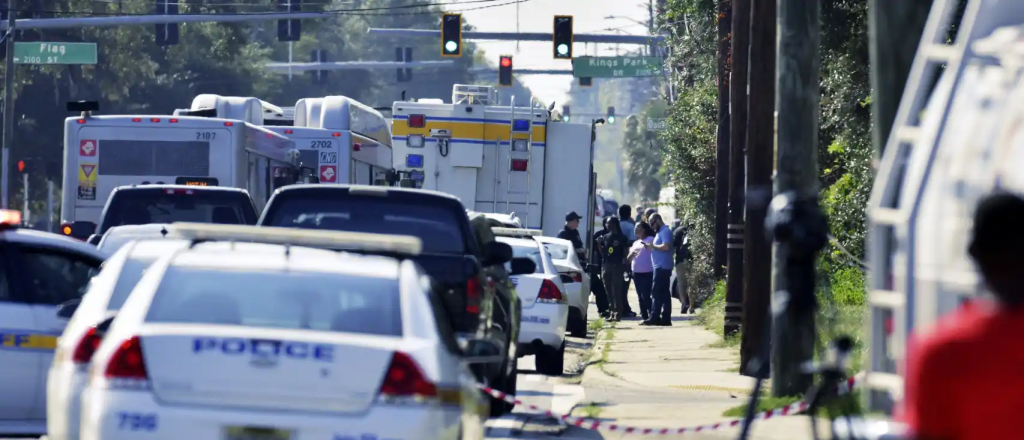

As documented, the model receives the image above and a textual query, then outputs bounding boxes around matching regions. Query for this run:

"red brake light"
[466,277,481,314]
[332,132,341,137]
[76,119,86,124]
[511,159,528,172]
[538,279,563,302]
[73,327,103,364]
[284,129,294,134]
[169,118,179,123]
[224,122,234,127]
[150,118,160,123]
[104,336,148,379]
[379,352,437,398]
[408,114,425,128]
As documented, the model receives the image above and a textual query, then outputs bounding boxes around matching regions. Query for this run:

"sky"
[448,0,654,106]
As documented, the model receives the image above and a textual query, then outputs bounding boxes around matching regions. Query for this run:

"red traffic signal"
[498,55,513,87]
[17,160,25,173]
[500,57,511,68]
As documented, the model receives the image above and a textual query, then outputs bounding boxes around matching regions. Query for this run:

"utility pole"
[741,0,776,375]
[714,0,732,279]
[2,0,16,209]
[868,0,932,159]
[725,0,750,337]
[771,0,820,397]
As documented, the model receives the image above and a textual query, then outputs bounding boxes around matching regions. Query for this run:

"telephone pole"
[2,0,16,209]
[771,0,820,397]
[869,0,933,158]
[725,0,750,337]
[714,0,732,279]
[741,0,776,374]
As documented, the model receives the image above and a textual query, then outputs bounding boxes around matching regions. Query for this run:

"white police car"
[0,210,107,435]
[491,228,569,376]
[79,223,497,440]
[47,239,193,440]
[535,236,590,338]
[95,224,175,253]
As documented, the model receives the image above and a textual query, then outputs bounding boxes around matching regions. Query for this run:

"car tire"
[536,341,565,376]
[488,357,517,417]
[569,315,587,338]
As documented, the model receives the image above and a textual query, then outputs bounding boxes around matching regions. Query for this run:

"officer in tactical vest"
[598,217,629,322]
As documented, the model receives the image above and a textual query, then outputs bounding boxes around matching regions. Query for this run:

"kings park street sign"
[572,56,663,78]
[14,42,98,65]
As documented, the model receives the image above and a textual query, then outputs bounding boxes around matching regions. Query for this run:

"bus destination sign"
[176,177,219,187]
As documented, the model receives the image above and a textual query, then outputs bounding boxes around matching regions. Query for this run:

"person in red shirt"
[899,192,1024,440]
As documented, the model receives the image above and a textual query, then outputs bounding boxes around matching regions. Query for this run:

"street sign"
[647,118,666,131]
[572,56,663,78]
[14,43,97,65]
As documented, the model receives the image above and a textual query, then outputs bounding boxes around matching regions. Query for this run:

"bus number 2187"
[196,132,217,141]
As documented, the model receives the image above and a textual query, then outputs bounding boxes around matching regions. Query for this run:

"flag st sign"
[572,56,663,78]
[14,43,98,65]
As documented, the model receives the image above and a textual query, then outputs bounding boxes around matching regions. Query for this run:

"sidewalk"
[576,293,820,440]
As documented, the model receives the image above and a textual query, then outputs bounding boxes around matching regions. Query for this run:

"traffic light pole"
[367,28,665,45]
[2,0,16,209]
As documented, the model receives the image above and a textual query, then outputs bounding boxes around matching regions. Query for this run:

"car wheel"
[488,357,517,417]
[569,314,587,338]
[537,341,565,376]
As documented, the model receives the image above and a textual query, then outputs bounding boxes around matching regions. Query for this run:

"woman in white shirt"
[627,222,656,321]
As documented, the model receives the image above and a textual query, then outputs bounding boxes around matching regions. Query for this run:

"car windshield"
[101,190,256,233]
[145,268,402,337]
[542,242,571,261]
[263,197,466,254]
[107,257,157,311]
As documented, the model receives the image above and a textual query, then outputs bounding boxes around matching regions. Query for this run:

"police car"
[0,210,107,435]
[95,224,175,253]
[48,239,193,440]
[491,228,569,376]
[534,236,590,338]
[78,223,497,440]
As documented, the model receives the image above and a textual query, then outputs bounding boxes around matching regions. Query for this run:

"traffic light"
[154,0,179,46]
[498,55,513,87]
[441,13,462,57]
[579,77,592,87]
[277,0,301,42]
[308,50,328,85]
[606,106,616,124]
[17,160,25,173]
[561,105,570,122]
[553,16,573,59]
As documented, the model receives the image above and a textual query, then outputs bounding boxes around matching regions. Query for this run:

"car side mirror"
[483,241,513,266]
[86,234,103,246]
[459,336,504,365]
[66,221,96,241]
[56,298,82,320]
[509,257,536,275]
[560,274,575,284]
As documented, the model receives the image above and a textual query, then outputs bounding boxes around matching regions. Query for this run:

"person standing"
[672,219,694,314]
[557,211,586,264]
[590,217,612,319]
[598,217,628,322]
[642,213,674,326]
[627,221,656,320]
[618,205,637,318]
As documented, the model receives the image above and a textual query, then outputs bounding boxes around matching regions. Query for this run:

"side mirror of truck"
[483,241,513,266]
[62,221,96,241]
[509,257,536,275]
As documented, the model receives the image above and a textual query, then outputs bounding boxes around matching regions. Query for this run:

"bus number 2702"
[196,132,217,141]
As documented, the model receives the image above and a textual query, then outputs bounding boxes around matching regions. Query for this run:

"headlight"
[408,134,425,148]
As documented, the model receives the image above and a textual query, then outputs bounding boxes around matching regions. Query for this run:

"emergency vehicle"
[60,97,299,233]
[864,0,1023,415]
[391,85,595,239]
[260,95,394,186]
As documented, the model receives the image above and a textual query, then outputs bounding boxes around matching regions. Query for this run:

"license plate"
[224,426,292,440]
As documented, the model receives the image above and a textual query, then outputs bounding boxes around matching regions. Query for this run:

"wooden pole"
[740,0,775,374]
[770,0,819,397]
[725,0,749,337]
[868,0,933,159]
[714,0,732,279]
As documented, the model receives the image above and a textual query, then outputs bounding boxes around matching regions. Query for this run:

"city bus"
[60,99,301,238]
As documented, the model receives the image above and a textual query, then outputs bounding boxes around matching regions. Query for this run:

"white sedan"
[535,236,590,338]
[78,224,494,440]
[496,236,569,376]
[47,239,192,440]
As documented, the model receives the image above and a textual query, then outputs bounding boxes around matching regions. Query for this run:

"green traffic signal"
[607,115,616,124]
[445,41,458,53]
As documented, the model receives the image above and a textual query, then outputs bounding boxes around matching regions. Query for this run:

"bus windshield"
[98,188,258,234]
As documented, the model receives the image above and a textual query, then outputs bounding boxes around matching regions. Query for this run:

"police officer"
[558,211,586,264]
[598,217,629,322]
[591,217,612,318]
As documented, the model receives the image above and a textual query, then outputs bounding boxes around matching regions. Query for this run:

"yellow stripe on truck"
[392,120,546,144]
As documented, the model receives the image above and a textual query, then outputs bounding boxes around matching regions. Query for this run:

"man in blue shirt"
[642,213,674,326]
[618,205,637,318]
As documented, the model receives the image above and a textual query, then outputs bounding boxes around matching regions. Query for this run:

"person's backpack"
[677,233,692,261]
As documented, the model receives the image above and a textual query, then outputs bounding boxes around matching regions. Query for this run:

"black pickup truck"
[257,184,531,416]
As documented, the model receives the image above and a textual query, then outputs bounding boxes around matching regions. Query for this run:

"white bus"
[263,95,394,185]
[60,99,301,235]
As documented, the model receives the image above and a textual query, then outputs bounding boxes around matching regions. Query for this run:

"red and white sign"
[320,165,337,182]
[79,140,97,157]
[272,166,285,178]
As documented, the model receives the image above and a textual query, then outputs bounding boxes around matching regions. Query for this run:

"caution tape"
[478,376,859,435]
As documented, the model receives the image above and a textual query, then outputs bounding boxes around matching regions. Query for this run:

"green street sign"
[572,56,664,78]
[14,42,97,65]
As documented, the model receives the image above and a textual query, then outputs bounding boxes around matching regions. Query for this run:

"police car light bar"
[164,223,423,255]
[491,227,541,237]
[0,210,21,227]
